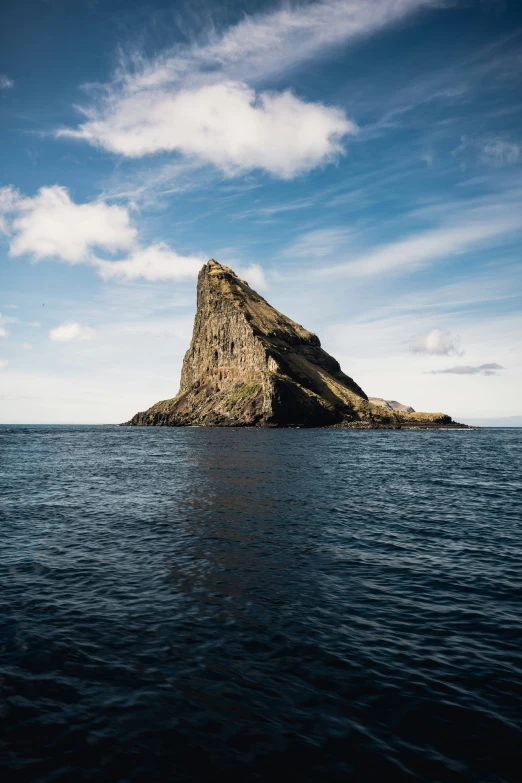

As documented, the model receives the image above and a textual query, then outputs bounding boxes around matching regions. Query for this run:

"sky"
[0,0,521,425]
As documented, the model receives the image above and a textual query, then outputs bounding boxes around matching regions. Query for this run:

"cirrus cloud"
[453,135,522,168]
[319,214,521,278]
[0,311,18,338]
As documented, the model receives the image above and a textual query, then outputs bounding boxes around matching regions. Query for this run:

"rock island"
[124,260,464,428]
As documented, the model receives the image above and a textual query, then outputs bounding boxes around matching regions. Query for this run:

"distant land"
[461,417,522,428]
[369,398,415,413]
[124,260,467,429]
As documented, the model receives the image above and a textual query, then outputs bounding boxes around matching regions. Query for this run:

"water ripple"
[1,426,521,782]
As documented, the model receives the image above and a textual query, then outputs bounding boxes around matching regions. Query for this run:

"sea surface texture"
[1,426,521,782]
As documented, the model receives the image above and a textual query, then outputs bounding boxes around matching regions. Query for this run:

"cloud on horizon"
[430,362,504,376]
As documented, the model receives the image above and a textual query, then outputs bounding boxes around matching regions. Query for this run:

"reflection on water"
[1,426,521,782]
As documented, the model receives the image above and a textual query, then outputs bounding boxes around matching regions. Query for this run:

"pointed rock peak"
[205,258,236,277]
[199,259,319,348]
[124,258,459,428]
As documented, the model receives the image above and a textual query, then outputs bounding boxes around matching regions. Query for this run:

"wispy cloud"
[454,135,522,168]
[234,197,315,221]
[0,75,14,90]
[318,210,520,278]
[0,185,21,234]
[56,0,443,177]
[430,363,503,375]
[479,138,521,167]
[99,158,203,206]
[0,311,18,338]
[177,0,444,85]
[284,227,355,259]
[360,32,522,131]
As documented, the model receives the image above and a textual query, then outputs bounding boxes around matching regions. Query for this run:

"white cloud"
[0,359,8,369]
[0,75,14,90]
[95,243,204,282]
[94,247,266,288]
[411,328,462,356]
[49,322,96,342]
[21,343,32,351]
[0,185,205,283]
[59,82,354,178]
[56,0,442,177]
[0,185,136,262]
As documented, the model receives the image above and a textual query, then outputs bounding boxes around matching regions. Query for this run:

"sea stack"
[125,260,458,428]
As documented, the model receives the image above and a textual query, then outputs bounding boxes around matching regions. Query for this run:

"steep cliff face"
[125,260,457,428]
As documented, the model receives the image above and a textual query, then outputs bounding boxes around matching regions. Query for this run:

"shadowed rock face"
[125,260,459,428]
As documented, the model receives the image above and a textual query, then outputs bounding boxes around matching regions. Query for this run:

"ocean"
[1,425,521,782]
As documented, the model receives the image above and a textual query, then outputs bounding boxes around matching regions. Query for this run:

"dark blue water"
[1,426,521,782]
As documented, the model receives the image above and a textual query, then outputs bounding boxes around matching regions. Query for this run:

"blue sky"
[1,0,521,424]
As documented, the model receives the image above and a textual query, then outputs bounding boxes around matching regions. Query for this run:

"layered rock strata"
[125,260,462,428]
